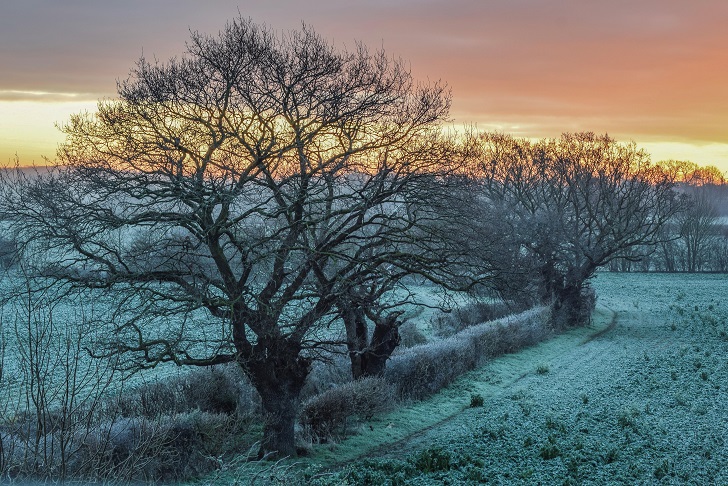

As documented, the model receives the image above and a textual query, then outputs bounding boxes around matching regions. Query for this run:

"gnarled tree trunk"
[551,281,596,329]
[358,313,401,378]
[243,336,311,459]
[342,303,402,379]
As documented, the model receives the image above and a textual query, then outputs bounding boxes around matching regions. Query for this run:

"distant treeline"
[609,160,728,273]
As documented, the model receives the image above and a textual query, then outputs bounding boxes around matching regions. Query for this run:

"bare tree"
[475,132,680,327]
[678,189,718,272]
[0,18,476,457]
[0,266,120,481]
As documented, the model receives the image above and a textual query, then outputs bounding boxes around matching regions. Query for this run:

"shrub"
[470,394,485,408]
[431,300,518,337]
[386,307,551,399]
[299,377,397,442]
[398,320,429,347]
[181,365,257,415]
[385,338,476,399]
[413,446,452,473]
[70,411,236,482]
[117,364,259,419]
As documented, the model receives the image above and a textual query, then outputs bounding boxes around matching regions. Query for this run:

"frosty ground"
[289,272,728,485]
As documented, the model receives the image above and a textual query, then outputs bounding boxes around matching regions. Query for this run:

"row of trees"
[468,132,679,327]
[0,17,685,458]
[609,165,728,273]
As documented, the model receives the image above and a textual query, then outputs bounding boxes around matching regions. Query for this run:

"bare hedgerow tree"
[0,18,480,457]
[677,189,718,272]
[474,132,681,327]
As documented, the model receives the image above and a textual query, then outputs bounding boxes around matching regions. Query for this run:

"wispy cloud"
[1,0,727,167]
[0,90,97,102]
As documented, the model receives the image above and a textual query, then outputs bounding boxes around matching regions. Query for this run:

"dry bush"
[70,411,236,483]
[431,300,519,337]
[118,364,259,419]
[386,307,551,399]
[463,306,551,358]
[398,320,429,348]
[182,365,259,416]
[385,338,476,399]
[299,377,397,442]
[1,358,257,483]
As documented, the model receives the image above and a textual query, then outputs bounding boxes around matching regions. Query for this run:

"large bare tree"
[0,18,475,457]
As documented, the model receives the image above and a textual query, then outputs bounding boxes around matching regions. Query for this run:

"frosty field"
[303,272,728,484]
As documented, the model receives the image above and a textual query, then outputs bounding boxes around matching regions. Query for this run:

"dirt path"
[372,307,619,459]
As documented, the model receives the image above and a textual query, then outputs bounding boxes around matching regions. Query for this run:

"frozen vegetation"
[297,272,728,484]
[0,16,723,484]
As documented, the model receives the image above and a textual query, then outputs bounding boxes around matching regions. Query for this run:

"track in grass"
[310,273,728,484]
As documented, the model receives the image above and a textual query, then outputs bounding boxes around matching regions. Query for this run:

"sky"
[1,0,727,170]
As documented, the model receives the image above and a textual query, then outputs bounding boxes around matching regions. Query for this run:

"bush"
[182,365,257,415]
[413,446,452,473]
[398,320,429,347]
[118,364,259,419]
[72,411,236,482]
[386,307,551,399]
[470,394,485,408]
[431,300,518,337]
[0,363,257,483]
[385,338,476,399]
[299,377,397,442]
[536,364,550,375]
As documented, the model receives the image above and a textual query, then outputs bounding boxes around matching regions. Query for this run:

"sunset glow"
[1,1,727,170]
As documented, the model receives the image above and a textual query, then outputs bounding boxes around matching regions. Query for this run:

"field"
[293,272,728,484]
[4,271,728,484]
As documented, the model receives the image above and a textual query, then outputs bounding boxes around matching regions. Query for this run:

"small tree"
[678,190,718,272]
[475,132,680,327]
[0,18,473,457]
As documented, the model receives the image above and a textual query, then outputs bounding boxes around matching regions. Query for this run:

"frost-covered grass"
[304,272,728,485]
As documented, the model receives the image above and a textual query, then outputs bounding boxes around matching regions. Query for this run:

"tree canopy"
[0,17,478,457]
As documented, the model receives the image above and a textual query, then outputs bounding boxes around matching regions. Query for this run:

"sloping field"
[304,273,728,484]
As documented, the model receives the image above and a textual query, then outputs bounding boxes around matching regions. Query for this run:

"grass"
[289,306,614,472]
[295,272,728,484]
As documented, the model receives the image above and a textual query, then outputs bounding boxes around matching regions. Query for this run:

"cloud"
[1,0,727,165]
[0,90,98,103]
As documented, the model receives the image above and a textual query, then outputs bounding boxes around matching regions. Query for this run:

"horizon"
[2,1,727,171]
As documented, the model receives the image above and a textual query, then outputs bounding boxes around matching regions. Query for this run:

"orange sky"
[2,0,727,170]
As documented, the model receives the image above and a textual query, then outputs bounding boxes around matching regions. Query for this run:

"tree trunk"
[538,261,563,305]
[243,336,310,459]
[358,314,401,378]
[343,305,401,379]
[343,306,369,380]
[552,282,595,329]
